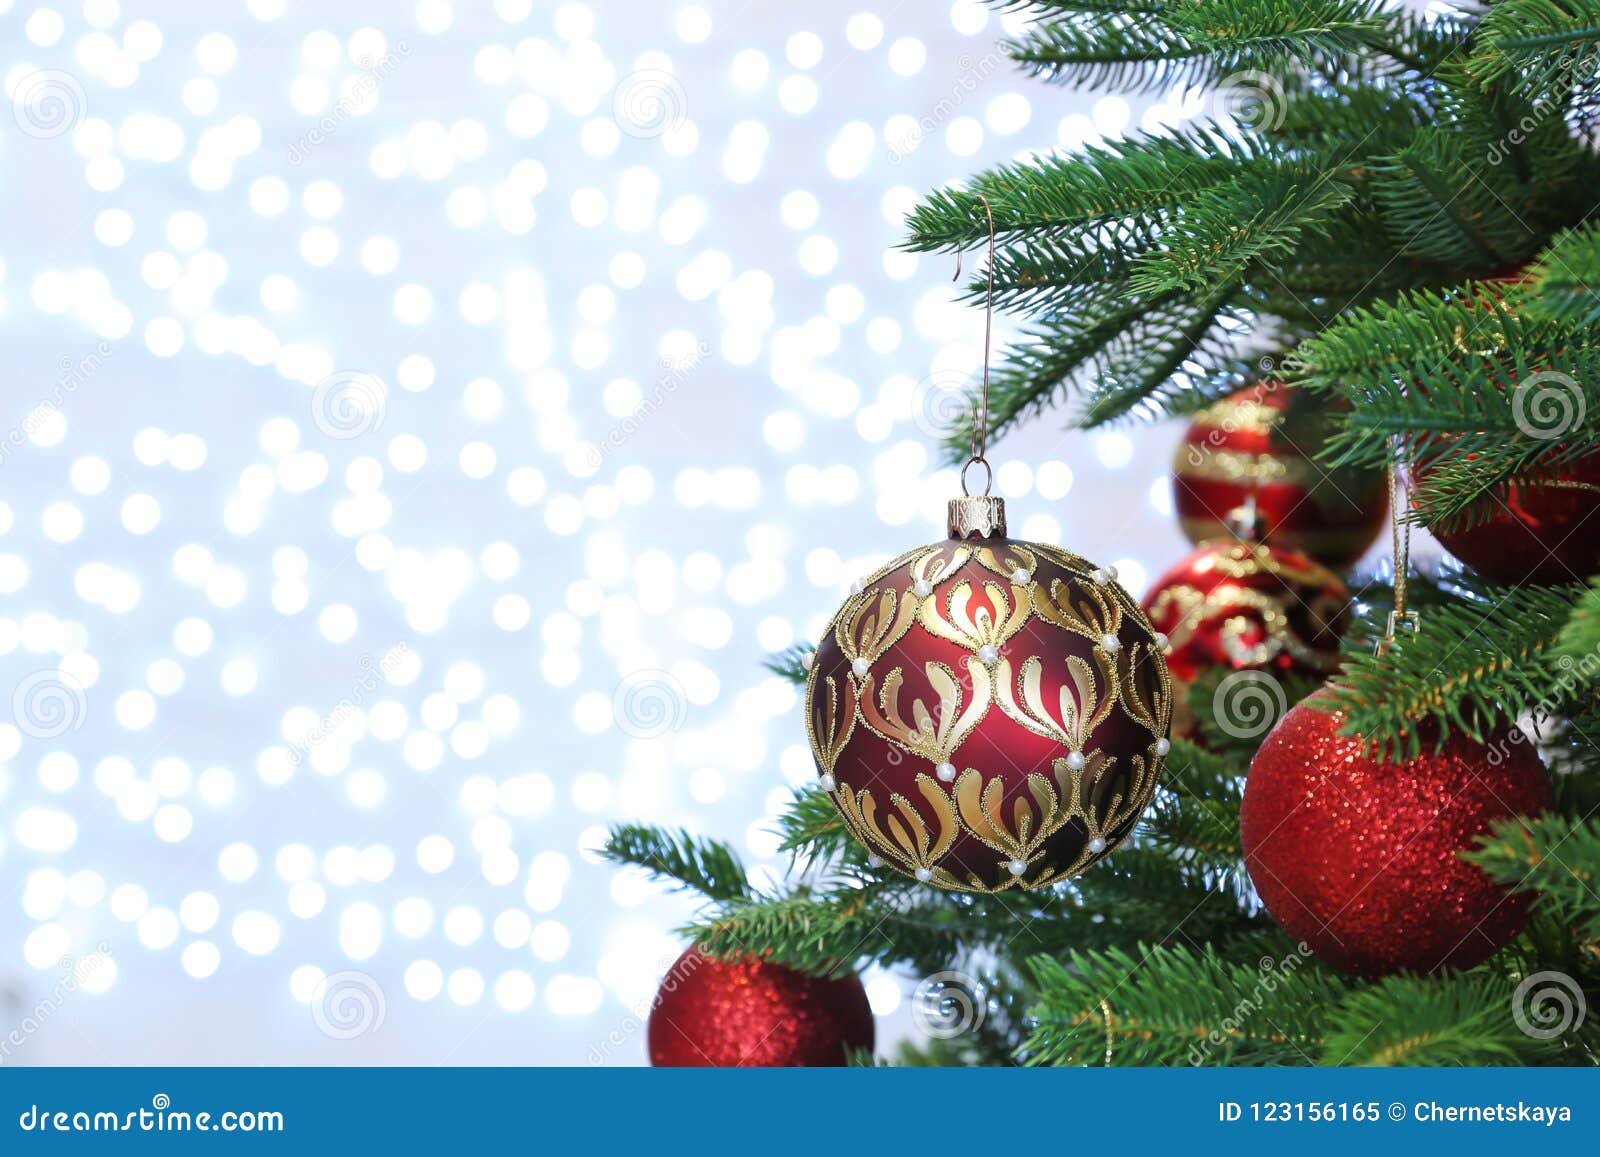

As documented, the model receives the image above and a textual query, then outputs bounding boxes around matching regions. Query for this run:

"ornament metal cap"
[948,494,1006,539]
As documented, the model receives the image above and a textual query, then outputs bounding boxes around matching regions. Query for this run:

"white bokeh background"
[0,0,1213,1064]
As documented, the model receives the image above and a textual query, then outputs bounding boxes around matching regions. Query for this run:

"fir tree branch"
[1026,942,1347,1066]
[764,644,812,685]
[1322,972,1571,1065]
[1530,223,1600,326]
[601,825,754,903]
[1127,167,1358,296]
[1005,0,1402,93]
[1318,580,1591,757]
[1142,739,1247,877]
[1466,814,1600,940]
[1471,0,1600,101]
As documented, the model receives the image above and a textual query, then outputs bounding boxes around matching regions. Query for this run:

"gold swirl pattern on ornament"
[917,578,1030,652]
[835,584,919,670]
[1149,583,1338,669]
[1190,395,1280,434]
[859,660,990,765]
[804,540,1176,892]
[995,650,1117,750]
[1205,543,1332,584]
[832,775,961,883]
[804,673,858,777]
[1033,574,1123,642]
[1174,449,1321,487]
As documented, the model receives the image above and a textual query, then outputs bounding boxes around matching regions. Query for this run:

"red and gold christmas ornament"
[1142,539,1350,733]
[804,495,1173,892]
[1173,382,1387,569]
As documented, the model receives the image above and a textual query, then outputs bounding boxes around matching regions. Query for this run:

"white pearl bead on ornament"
[1011,567,1032,584]
[978,645,999,664]
[915,868,933,882]
[1154,632,1169,650]
[1099,633,1121,652]
[1091,568,1109,584]
[1156,738,1171,756]
[1088,838,1107,854]
[936,762,956,782]
[819,774,836,791]
[1066,751,1086,771]
[851,657,869,678]
[913,580,933,597]
[1007,859,1028,876]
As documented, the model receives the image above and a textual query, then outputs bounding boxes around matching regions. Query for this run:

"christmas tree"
[606,0,1600,1066]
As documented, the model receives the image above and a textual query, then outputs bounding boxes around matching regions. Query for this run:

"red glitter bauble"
[1429,451,1600,585]
[1141,541,1349,739]
[646,948,874,1067]
[805,498,1173,892]
[1240,695,1553,977]
[1172,382,1387,569]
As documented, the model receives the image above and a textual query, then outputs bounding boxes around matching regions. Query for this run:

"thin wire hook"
[953,192,992,496]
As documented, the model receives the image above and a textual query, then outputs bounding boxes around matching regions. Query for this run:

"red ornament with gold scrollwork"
[1172,382,1387,569]
[804,496,1173,893]
[1140,540,1350,737]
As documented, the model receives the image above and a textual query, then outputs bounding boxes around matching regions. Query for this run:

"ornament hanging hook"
[956,193,997,496]
[1376,438,1419,655]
